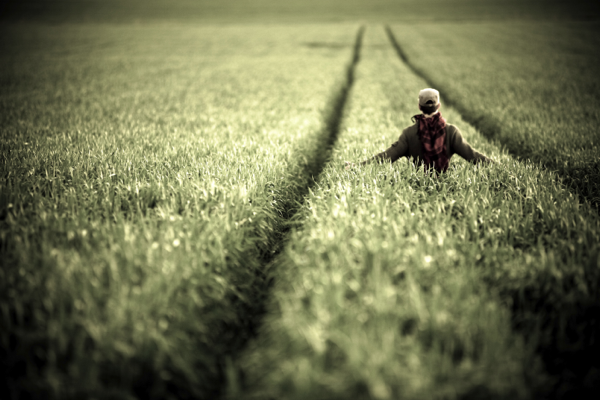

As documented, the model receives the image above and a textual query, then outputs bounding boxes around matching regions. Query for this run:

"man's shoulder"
[445,123,461,137]
[402,123,418,136]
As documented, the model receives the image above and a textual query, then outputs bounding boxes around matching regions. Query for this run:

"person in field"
[346,88,493,172]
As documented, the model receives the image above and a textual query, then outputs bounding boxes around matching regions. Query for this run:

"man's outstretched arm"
[450,127,495,164]
[351,131,408,167]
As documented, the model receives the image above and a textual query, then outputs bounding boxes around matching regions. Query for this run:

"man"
[346,88,493,172]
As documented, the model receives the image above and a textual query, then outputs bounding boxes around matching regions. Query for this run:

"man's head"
[418,88,441,115]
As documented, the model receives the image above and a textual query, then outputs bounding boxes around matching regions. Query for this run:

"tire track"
[218,25,365,399]
[385,25,600,400]
[384,25,501,137]
[384,24,600,213]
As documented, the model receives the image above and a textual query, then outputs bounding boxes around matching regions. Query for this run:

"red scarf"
[412,112,449,173]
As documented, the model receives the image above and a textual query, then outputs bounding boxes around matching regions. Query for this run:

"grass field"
[3,0,600,23]
[0,21,359,398]
[235,26,600,400]
[388,21,600,210]
[2,1,600,399]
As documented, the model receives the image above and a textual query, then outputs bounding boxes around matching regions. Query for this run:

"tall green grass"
[0,22,358,398]
[388,21,600,211]
[236,26,600,399]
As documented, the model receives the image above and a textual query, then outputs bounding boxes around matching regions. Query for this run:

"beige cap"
[418,88,440,106]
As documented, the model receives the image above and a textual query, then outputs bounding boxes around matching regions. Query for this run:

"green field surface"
[2,1,600,399]
[236,26,600,399]
[2,0,600,23]
[388,21,600,210]
[0,22,360,398]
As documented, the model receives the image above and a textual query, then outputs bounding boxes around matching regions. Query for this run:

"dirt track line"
[384,24,502,137]
[385,24,600,400]
[218,25,365,399]
[384,24,600,213]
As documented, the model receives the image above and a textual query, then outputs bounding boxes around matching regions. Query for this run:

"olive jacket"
[362,123,492,166]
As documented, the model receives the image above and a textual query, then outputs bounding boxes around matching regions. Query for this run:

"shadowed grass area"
[2,0,600,23]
